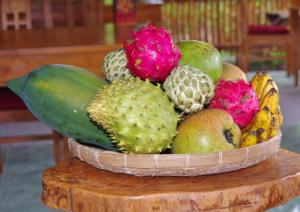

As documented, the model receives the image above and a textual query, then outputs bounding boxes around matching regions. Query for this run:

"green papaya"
[7,64,118,151]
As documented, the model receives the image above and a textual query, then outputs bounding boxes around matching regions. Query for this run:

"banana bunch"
[241,72,283,147]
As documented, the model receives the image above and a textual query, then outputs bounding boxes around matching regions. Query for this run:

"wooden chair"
[0,0,65,173]
[239,0,298,86]
[161,0,243,59]
[290,0,300,79]
[1,0,32,30]
[40,0,103,28]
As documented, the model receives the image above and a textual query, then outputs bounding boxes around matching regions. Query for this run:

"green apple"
[172,109,241,154]
[221,63,247,82]
[177,40,222,83]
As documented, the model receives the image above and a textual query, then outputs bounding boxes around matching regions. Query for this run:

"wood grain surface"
[0,43,122,86]
[0,26,128,86]
[42,149,300,212]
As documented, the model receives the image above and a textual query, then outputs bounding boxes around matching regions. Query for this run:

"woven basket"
[68,131,281,177]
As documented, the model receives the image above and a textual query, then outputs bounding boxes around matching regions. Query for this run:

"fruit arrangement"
[7,24,283,156]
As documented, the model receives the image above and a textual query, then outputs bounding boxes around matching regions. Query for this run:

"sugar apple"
[163,65,215,114]
[87,77,179,154]
[102,48,131,82]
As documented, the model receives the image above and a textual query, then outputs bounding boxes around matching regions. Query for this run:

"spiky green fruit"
[163,65,215,114]
[87,77,179,154]
[103,48,131,82]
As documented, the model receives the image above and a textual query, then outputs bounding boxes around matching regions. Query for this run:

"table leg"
[53,131,62,164]
[296,11,300,86]
[289,8,300,86]
[0,145,3,174]
[63,136,72,161]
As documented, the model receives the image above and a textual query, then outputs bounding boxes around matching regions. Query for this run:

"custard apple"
[163,65,215,114]
[102,48,131,82]
[87,77,179,154]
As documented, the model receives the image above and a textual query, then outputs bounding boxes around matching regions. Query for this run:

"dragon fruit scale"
[124,24,181,82]
[209,80,259,128]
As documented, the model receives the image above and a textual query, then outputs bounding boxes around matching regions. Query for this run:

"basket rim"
[69,130,282,158]
[68,131,281,176]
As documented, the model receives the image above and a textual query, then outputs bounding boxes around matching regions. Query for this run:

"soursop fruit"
[87,77,179,154]
[103,48,131,82]
[163,65,215,114]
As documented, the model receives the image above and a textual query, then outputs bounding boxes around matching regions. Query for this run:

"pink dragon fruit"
[124,24,181,82]
[209,80,259,128]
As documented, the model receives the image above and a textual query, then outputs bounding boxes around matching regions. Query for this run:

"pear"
[221,63,247,82]
[172,109,241,154]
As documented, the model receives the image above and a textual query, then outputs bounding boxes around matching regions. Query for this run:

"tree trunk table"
[42,149,300,212]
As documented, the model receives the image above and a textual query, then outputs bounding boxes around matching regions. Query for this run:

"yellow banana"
[271,79,278,92]
[257,127,269,142]
[268,114,280,139]
[241,106,272,146]
[260,79,278,101]
[252,72,272,100]
[249,106,272,131]
[259,88,279,114]
[240,132,258,147]
[275,105,283,127]
[250,72,263,91]
[242,72,282,146]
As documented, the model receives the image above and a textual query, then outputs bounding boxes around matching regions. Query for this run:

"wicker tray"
[68,131,281,177]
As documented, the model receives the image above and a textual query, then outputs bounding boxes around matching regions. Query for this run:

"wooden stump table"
[42,149,300,212]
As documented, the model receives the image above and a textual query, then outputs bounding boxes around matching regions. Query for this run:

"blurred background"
[0,0,300,211]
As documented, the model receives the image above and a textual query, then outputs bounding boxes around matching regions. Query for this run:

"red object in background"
[248,25,289,35]
[0,87,26,110]
[114,0,136,25]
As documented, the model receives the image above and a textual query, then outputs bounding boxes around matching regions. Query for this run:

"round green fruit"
[172,109,241,154]
[177,40,223,83]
